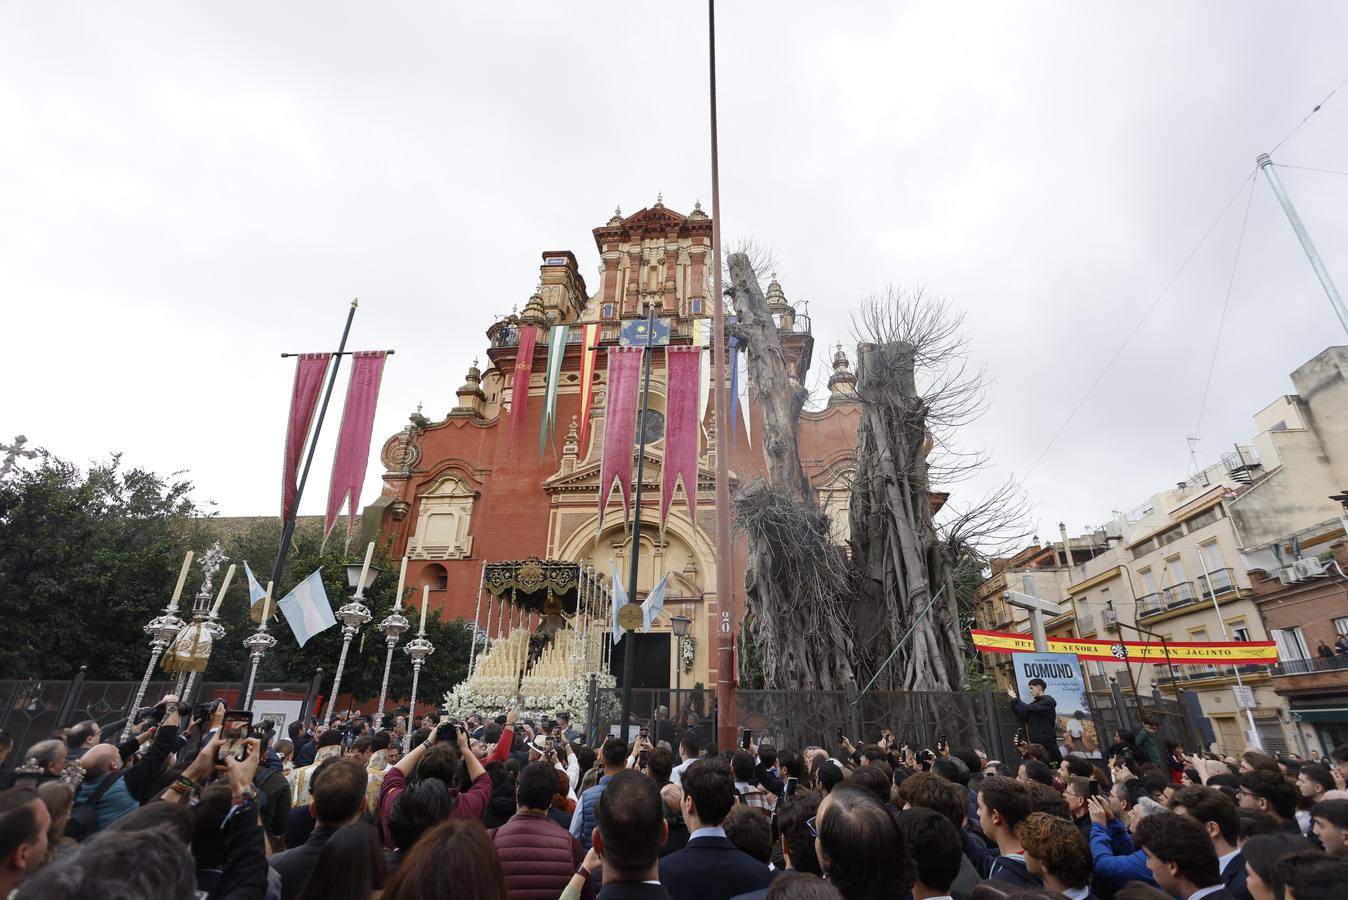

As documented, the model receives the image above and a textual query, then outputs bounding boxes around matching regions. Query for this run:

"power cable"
[1268,72,1348,156]
[1022,171,1256,482]
[1274,163,1348,178]
[1188,174,1258,473]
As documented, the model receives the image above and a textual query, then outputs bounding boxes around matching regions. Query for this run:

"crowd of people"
[2,692,1348,900]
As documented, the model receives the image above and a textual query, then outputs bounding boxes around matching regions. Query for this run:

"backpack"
[67,771,124,840]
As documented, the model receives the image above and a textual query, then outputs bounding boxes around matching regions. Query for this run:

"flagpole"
[707,0,738,752]
[269,300,358,600]
[619,302,657,738]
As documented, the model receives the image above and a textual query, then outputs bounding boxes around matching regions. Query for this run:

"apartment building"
[975,347,1348,755]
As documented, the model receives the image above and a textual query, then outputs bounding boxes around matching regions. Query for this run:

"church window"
[411,474,477,560]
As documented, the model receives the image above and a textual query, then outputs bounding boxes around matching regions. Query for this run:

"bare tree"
[726,252,856,691]
[848,289,1029,691]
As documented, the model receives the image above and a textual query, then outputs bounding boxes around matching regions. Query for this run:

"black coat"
[1010,693,1059,756]
[1222,850,1251,900]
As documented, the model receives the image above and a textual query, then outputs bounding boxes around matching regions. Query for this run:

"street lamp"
[670,614,692,727]
[328,559,382,724]
[345,562,382,594]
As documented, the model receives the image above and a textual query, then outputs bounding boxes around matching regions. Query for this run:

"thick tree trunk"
[727,253,855,691]
[849,342,966,691]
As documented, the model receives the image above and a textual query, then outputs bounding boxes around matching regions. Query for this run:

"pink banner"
[282,353,331,521]
[661,346,700,527]
[508,324,539,451]
[597,347,641,537]
[324,351,388,544]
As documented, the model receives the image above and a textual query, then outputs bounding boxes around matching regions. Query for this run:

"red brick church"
[371,198,864,692]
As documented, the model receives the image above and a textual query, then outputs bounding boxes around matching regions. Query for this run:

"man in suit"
[660,758,772,900]
[268,757,367,900]
[1135,812,1235,900]
[589,770,670,900]
[1008,677,1061,763]
[1172,786,1249,900]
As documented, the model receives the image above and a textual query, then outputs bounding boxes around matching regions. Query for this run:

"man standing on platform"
[1008,678,1061,764]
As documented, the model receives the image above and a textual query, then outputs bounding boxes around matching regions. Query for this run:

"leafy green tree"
[0,452,205,679]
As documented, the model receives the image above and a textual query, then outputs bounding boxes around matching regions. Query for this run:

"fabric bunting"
[507,324,540,451]
[971,629,1279,664]
[692,319,710,440]
[278,569,337,648]
[661,346,701,528]
[539,324,569,457]
[610,561,630,645]
[596,347,641,539]
[324,351,387,545]
[244,561,268,606]
[281,353,330,521]
[641,575,668,632]
[576,323,601,456]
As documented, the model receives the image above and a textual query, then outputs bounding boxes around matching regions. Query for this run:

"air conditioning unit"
[1104,609,1119,628]
[1293,558,1327,579]
[1278,565,1307,584]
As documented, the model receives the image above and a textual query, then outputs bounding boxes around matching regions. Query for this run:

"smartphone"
[937,734,948,751]
[217,710,252,763]
[741,729,752,750]
[837,728,845,744]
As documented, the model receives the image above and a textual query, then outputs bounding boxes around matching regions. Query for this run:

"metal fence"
[584,681,1192,760]
[0,671,319,771]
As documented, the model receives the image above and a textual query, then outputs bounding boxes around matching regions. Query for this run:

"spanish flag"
[970,630,1278,664]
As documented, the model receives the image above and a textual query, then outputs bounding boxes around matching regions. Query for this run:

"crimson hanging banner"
[597,347,642,538]
[281,353,331,521]
[508,324,539,451]
[661,346,701,528]
[576,323,601,457]
[971,630,1279,664]
[323,351,387,544]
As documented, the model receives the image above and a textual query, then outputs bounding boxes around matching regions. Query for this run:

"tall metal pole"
[1194,548,1260,747]
[707,0,737,753]
[269,300,359,593]
[619,303,657,738]
[242,583,277,710]
[1257,154,1348,335]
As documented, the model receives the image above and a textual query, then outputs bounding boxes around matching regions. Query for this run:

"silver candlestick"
[375,607,410,721]
[242,614,279,710]
[402,630,436,752]
[327,596,373,725]
[121,607,187,742]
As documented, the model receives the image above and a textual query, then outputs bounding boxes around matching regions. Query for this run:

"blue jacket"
[1089,821,1158,895]
[961,828,1042,888]
[570,774,612,851]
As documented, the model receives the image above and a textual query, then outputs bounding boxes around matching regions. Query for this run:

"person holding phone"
[74,693,182,832]
[1008,678,1061,764]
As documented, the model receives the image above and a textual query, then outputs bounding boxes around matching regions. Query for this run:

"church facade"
[372,198,863,691]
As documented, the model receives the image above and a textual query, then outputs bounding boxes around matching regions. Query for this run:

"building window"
[1132,539,1155,559]
[1334,616,1348,636]
[424,563,448,591]
[1156,525,1185,548]
[1140,568,1156,593]
[1185,507,1221,532]
[1201,540,1224,572]
[411,474,477,560]
[1273,627,1310,662]
[1228,621,1251,643]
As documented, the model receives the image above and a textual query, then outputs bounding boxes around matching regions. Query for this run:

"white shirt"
[689,826,727,841]
[1063,887,1091,900]
[1218,848,1240,875]
[1188,886,1226,900]
[670,757,696,787]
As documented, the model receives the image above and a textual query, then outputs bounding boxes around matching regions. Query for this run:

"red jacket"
[492,810,594,900]
[378,728,514,847]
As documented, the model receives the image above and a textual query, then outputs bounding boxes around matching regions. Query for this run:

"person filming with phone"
[1007,677,1061,764]
[73,693,182,834]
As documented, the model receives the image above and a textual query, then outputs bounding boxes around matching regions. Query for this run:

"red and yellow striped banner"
[971,630,1278,664]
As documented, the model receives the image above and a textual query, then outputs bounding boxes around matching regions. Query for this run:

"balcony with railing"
[1153,663,1272,685]
[1270,653,1348,695]
[1197,568,1239,600]
[1136,592,1164,617]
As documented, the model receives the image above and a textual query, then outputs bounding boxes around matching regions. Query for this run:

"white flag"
[243,561,268,606]
[611,562,629,646]
[278,568,336,647]
[642,576,668,632]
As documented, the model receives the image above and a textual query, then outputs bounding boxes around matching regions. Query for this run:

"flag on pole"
[641,575,668,632]
[281,353,331,521]
[661,346,701,527]
[576,323,601,456]
[692,319,710,441]
[324,351,388,545]
[597,347,642,539]
[507,324,540,452]
[539,324,569,457]
[243,561,268,606]
[610,562,629,645]
[278,569,337,647]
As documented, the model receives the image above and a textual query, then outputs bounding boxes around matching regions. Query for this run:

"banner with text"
[973,630,1278,664]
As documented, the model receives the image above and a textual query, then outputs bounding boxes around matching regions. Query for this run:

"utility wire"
[1274,163,1348,178]
[1268,72,1348,155]
[1022,171,1256,482]
[1189,173,1258,473]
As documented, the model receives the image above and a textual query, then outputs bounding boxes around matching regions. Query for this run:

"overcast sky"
[5,2,1348,551]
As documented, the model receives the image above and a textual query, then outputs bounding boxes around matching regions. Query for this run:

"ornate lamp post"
[326,551,379,725]
[242,585,277,710]
[670,613,692,728]
[121,552,193,742]
[403,584,436,751]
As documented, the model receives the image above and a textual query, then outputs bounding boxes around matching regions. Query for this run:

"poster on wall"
[250,699,306,737]
[1010,651,1099,757]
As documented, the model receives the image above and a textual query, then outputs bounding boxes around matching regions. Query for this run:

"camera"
[436,721,459,743]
